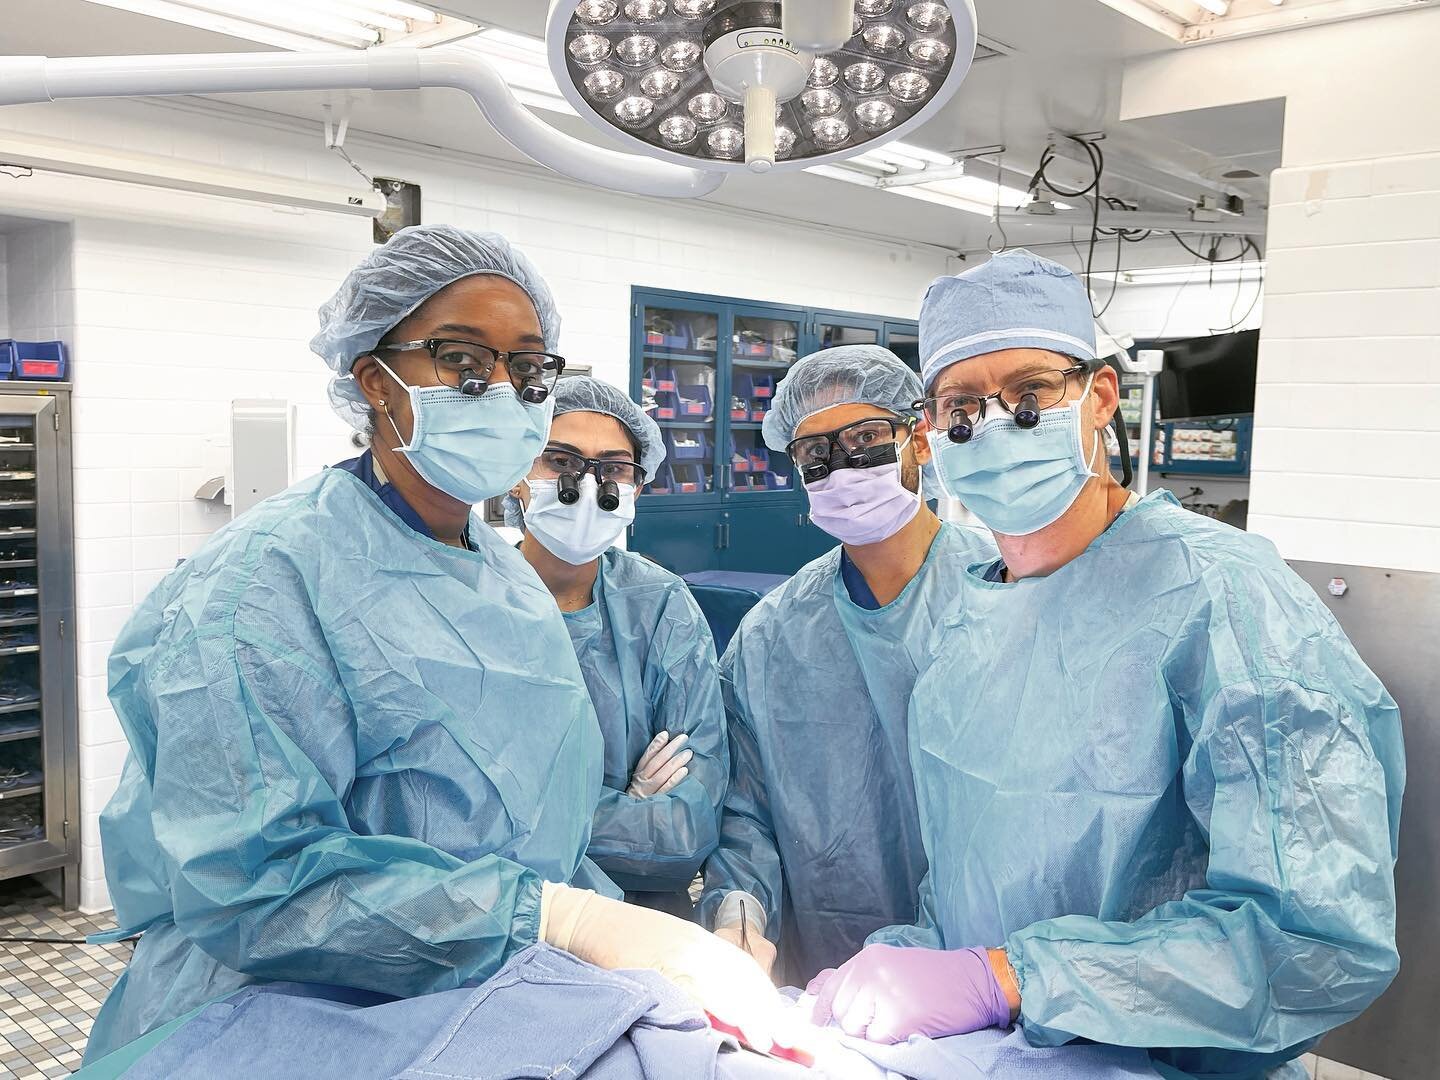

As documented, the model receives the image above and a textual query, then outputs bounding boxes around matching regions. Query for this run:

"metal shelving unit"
[0,385,78,906]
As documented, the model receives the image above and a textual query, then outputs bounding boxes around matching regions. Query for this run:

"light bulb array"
[552,0,970,169]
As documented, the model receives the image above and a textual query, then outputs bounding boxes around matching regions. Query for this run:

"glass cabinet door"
[0,409,45,856]
[638,302,723,499]
[724,309,803,500]
[882,323,921,375]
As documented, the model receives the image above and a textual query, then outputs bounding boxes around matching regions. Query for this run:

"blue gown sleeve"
[866,871,945,950]
[1008,569,1404,1054]
[698,638,784,938]
[127,613,549,997]
[586,587,728,893]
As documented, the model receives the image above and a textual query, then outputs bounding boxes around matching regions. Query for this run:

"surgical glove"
[626,731,692,798]
[806,944,1014,1044]
[541,882,786,1051]
[713,891,776,978]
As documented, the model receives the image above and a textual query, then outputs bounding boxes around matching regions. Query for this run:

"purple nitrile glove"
[805,944,1011,1044]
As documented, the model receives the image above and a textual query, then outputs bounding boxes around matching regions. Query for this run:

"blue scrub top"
[838,550,881,610]
[334,451,473,548]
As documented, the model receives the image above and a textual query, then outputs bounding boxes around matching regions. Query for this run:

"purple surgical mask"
[805,460,921,547]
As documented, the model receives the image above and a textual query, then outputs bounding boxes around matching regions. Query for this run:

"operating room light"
[548,0,978,174]
[0,1,978,199]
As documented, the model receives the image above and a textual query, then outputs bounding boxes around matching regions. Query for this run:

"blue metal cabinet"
[630,507,721,577]
[631,287,919,575]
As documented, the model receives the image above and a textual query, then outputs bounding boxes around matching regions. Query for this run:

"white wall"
[1121,6,1440,574]
[3,222,76,346]
[0,97,954,911]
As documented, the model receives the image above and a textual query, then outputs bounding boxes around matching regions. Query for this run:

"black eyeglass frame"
[913,357,1103,434]
[372,338,566,402]
[786,416,916,484]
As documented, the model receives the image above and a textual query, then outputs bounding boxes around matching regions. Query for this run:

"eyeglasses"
[535,447,646,488]
[915,361,1097,437]
[786,417,912,483]
[373,338,566,402]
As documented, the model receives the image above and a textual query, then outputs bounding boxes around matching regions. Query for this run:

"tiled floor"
[0,876,1401,1079]
[0,879,127,1078]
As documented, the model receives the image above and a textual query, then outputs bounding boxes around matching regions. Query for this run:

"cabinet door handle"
[721,522,731,550]
[715,522,725,550]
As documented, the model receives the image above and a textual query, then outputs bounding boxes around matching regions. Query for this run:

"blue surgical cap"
[503,376,664,530]
[761,345,922,452]
[920,249,1096,392]
[312,224,561,430]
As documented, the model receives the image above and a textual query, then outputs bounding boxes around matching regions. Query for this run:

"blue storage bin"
[0,342,14,379]
[747,446,769,472]
[678,384,713,420]
[671,463,706,494]
[668,430,708,462]
[650,366,678,392]
[763,471,791,491]
[729,435,750,473]
[750,374,775,400]
[647,465,673,495]
[653,390,679,421]
[11,341,67,381]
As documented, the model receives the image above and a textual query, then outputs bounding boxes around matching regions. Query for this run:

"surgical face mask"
[377,356,552,504]
[805,460,921,547]
[927,376,1101,536]
[523,474,635,565]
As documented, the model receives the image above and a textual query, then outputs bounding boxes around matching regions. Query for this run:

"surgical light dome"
[548,0,977,173]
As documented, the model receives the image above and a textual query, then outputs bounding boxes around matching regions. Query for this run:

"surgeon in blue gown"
[699,345,996,986]
[85,226,783,1064]
[505,377,726,917]
[810,251,1405,1080]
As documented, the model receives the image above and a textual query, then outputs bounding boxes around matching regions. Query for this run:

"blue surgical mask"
[928,377,1100,536]
[377,357,553,504]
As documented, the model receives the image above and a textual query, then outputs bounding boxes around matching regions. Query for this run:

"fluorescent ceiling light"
[807,162,1039,218]
[454,30,576,117]
[1091,261,1266,285]
[884,140,955,167]
[1096,0,1422,42]
[81,0,466,50]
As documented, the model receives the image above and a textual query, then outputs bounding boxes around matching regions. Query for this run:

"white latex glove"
[713,890,777,978]
[540,882,787,1051]
[626,731,692,798]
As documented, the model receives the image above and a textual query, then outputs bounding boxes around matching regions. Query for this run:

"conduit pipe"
[0,48,725,199]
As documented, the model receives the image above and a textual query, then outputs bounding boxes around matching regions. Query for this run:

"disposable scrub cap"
[504,376,665,529]
[761,345,923,452]
[919,249,1096,392]
[311,224,561,430]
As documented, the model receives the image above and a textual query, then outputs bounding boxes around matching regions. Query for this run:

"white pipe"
[1137,374,1155,495]
[996,208,1266,237]
[0,48,725,200]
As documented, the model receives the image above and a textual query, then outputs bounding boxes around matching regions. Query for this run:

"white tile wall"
[2,222,75,346]
[0,98,954,911]
[1252,149,1440,573]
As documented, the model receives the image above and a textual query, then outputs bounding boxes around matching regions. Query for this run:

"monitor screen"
[1145,330,1259,421]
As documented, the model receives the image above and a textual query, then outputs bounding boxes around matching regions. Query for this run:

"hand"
[626,731,692,798]
[715,924,777,978]
[806,944,1013,1044]
[541,883,786,1051]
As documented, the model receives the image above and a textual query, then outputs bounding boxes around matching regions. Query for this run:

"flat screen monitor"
[1145,330,1259,420]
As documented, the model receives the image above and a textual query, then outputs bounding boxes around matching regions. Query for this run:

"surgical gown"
[875,491,1403,1080]
[700,522,997,986]
[565,547,726,896]
[86,467,604,1062]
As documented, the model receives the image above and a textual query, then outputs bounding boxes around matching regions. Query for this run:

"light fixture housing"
[547,0,977,174]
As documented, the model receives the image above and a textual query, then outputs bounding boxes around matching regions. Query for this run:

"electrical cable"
[1210,238,1264,333]
[0,934,95,945]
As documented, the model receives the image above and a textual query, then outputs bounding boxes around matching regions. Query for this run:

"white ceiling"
[0,0,1286,258]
